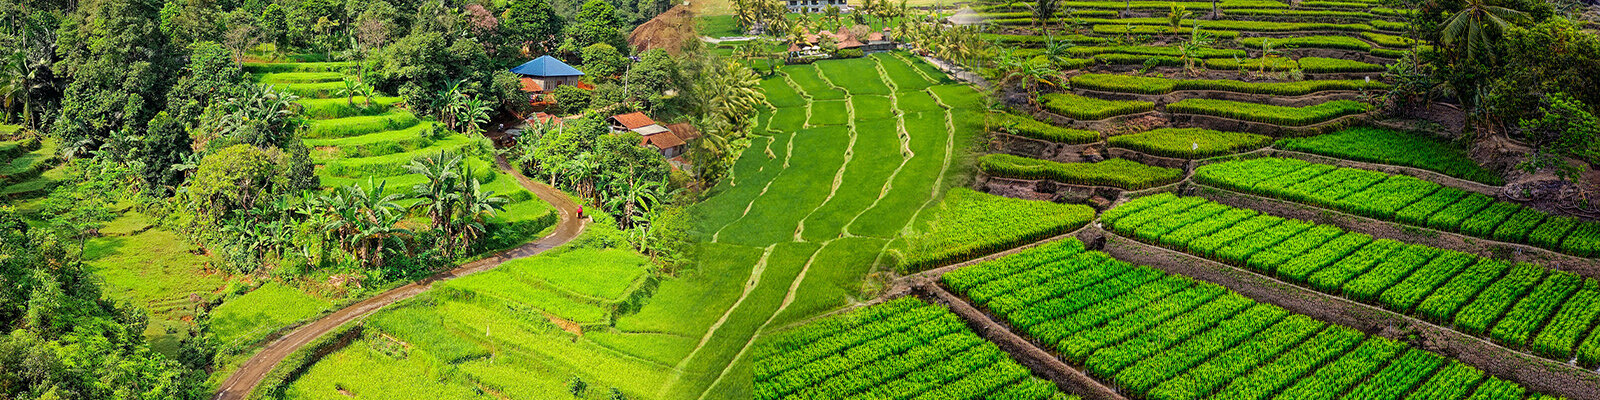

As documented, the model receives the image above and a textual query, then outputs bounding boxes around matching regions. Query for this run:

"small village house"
[608,112,690,158]
[785,0,849,13]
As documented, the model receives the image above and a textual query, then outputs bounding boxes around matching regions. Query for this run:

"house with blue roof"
[510,55,586,95]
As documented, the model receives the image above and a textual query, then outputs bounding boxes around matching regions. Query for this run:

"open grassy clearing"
[942,238,1550,400]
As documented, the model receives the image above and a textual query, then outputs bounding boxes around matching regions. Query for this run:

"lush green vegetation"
[1105,194,1600,363]
[942,237,1539,400]
[895,188,1095,272]
[1166,99,1372,126]
[753,297,1081,400]
[1041,92,1156,120]
[1274,127,1504,185]
[1240,36,1374,51]
[993,112,1100,144]
[1204,57,1387,73]
[1196,157,1597,256]
[1108,128,1273,159]
[1070,73,1388,95]
[981,154,1184,190]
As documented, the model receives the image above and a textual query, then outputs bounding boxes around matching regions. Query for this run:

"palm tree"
[406,151,463,251]
[0,50,25,126]
[452,172,508,254]
[1440,0,1527,63]
[1167,4,1192,40]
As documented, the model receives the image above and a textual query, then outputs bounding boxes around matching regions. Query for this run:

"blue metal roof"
[510,55,585,77]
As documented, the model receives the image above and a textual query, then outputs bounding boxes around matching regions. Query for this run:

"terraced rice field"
[245,62,557,241]
[658,52,992,400]
[762,1,1599,399]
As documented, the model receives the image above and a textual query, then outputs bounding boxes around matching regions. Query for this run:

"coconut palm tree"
[1440,0,1527,62]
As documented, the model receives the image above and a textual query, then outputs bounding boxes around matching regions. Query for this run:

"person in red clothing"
[577,205,585,219]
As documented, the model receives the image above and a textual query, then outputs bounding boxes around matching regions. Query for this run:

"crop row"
[1064,45,1248,59]
[1240,35,1374,52]
[1273,127,1504,185]
[1165,99,1372,126]
[1069,73,1389,96]
[980,154,1184,190]
[895,188,1096,273]
[940,237,1541,400]
[1194,156,1599,257]
[753,297,1080,400]
[1040,92,1155,120]
[1106,128,1272,159]
[1104,193,1600,364]
[1089,25,1241,39]
[993,112,1100,144]
[1226,8,1376,18]
[1204,56,1387,73]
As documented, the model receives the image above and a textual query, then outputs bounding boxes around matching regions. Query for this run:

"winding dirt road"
[211,158,585,400]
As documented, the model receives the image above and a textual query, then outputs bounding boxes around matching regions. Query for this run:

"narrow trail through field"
[211,157,585,400]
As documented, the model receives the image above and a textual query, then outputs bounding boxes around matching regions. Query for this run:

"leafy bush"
[1166,99,1371,126]
[981,154,1183,189]
[1041,92,1155,120]
[1070,73,1387,95]
[1275,127,1504,185]
[894,188,1095,272]
[992,112,1100,144]
[1107,127,1271,158]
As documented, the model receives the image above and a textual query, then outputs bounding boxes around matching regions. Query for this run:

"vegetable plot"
[1070,73,1389,96]
[981,154,1184,190]
[1107,128,1272,159]
[1194,157,1599,257]
[752,297,1080,400]
[1104,194,1600,364]
[895,188,1096,272]
[940,238,1548,400]
[1165,99,1371,126]
[1041,92,1156,120]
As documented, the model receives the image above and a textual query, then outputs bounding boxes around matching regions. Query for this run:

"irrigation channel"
[210,157,587,400]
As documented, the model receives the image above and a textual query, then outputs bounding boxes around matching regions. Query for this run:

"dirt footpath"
[211,157,585,400]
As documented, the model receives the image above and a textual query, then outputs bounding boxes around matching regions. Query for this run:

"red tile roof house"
[608,112,689,158]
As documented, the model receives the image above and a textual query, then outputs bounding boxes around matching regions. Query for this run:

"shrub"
[992,113,1100,144]
[1041,92,1155,120]
[981,154,1182,189]
[1166,99,1371,126]
[1107,128,1271,158]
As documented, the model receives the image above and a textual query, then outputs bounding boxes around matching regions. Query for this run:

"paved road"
[212,158,585,400]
